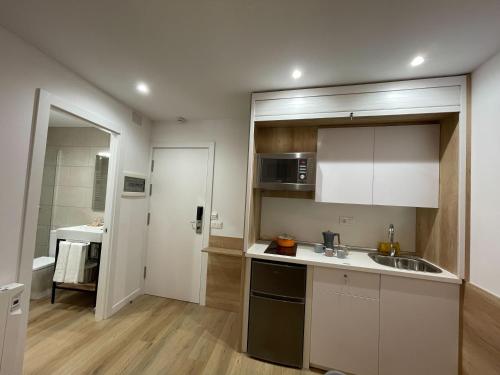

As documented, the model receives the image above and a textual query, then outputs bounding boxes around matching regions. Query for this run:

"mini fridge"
[247,259,307,368]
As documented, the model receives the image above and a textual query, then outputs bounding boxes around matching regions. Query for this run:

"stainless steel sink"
[368,253,442,273]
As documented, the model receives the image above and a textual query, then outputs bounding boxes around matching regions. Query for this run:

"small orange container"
[276,234,296,248]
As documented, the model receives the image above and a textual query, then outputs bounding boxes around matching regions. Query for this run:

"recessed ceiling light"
[410,55,425,67]
[292,69,302,79]
[136,82,150,95]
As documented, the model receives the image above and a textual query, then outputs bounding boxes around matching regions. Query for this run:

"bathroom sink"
[368,253,442,273]
[56,225,104,243]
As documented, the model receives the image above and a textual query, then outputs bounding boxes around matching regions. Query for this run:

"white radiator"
[0,283,24,375]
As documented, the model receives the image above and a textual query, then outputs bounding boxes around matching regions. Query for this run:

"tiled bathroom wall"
[35,127,110,257]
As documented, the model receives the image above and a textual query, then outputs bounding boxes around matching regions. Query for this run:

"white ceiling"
[2,0,500,121]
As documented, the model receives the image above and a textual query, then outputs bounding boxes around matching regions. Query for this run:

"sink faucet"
[388,224,396,257]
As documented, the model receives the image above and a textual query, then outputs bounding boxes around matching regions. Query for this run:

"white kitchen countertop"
[246,241,461,284]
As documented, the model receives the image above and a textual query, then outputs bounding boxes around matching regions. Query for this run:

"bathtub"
[31,257,55,299]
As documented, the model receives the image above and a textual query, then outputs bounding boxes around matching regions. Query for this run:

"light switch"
[211,210,219,220]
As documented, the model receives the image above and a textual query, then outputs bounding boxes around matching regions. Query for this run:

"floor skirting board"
[111,288,142,315]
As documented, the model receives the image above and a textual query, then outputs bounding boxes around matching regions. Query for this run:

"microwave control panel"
[298,159,308,183]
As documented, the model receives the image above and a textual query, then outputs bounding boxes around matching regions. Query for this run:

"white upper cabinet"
[316,125,440,208]
[316,127,375,205]
[253,78,461,121]
[373,125,440,208]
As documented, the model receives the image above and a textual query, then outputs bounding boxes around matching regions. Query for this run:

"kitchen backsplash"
[260,197,417,252]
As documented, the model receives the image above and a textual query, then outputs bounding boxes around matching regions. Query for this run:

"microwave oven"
[256,153,316,191]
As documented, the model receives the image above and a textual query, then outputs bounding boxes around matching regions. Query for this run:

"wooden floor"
[25,292,319,375]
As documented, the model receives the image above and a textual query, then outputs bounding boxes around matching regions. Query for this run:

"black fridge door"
[251,259,306,299]
[247,294,305,368]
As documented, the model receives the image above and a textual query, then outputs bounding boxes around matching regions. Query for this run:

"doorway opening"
[17,90,121,372]
[31,108,111,311]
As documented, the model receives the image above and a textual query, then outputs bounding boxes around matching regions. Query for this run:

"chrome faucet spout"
[388,224,396,257]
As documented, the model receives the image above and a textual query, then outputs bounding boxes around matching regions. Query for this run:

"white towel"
[64,242,88,284]
[77,243,89,283]
[53,241,71,282]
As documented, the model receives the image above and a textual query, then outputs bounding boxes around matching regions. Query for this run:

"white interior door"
[145,147,210,303]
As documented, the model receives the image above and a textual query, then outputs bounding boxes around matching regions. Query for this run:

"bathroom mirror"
[93,154,109,211]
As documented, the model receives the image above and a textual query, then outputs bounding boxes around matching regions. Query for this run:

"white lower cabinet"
[310,268,380,375]
[378,275,459,375]
[309,269,459,375]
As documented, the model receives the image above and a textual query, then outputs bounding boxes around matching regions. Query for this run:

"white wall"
[261,197,416,251]
[152,118,249,238]
[0,25,151,372]
[470,49,500,297]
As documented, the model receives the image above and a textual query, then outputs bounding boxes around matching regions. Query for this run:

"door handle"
[194,206,203,234]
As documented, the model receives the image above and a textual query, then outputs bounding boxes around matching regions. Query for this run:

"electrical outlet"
[210,211,219,220]
[339,216,355,225]
[211,220,223,229]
